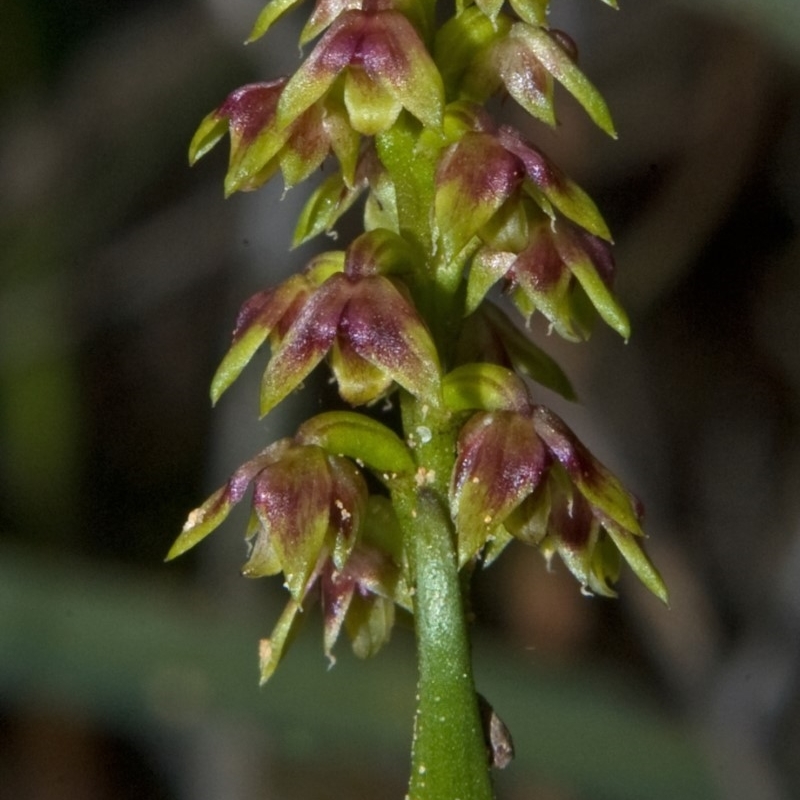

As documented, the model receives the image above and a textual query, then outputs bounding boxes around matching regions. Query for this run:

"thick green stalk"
[398,489,493,800]
[394,396,494,800]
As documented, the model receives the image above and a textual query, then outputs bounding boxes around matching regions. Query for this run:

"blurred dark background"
[1,0,799,798]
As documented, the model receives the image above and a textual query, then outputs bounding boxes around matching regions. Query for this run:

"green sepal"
[510,23,616,137]
[165,485,231,560]
[443,363,531,413]
[451,411,549,566]
[508,0,549,25]
[604,523,668,604]
[246,0,303,44]
[466,249,513,315]
[278,105,332,189]
[345,593,395,658]
[435,8,509,99]
[346,227,423,277]
[263,452,331,601]
[297,411,415,476]
[562,241,630,340]
[188,112,228,164]
[223,128,286,197]
[324,92,361,187]
[572,464,642,538]
[293,172,364,247]
[211,324,270,405]
[344,68,403,135]
[259,598,305,684]
[525,174,612,243]
[241,512,282,578]
[434,134,520,264]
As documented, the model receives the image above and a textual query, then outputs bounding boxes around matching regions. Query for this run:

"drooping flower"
[431,109,628,340]
[449,405,667,602]
[276,8,444,135]
[320,538,408,662]
[189,80,360,194]
[436,9,614,135]
[210,239,441,416]
[258,501,412,683]
[468,214,630,341]
[167,439,369,599]
[434,115,611,263]
[167,432,412,683]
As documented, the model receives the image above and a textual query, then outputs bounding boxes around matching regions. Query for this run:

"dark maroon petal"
[313,11,363,74]
[497,127,561,191]
[548,29,579,63]
[321,563,357,660]
[253,445,333,599]
[327,455,369,568]
[437,133,524,206]
[217,81,286,145]
[339,276,440,404]
[260,275,350,416]
[511,227,568,292]
[450,411,549,564]
[435,132,524,260]
[570,226,615,286]
[532,405,643,535]
[549,489,594,550]
[231,274,314,343]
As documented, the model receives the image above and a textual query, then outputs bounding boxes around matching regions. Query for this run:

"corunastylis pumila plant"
[167,0,668,797]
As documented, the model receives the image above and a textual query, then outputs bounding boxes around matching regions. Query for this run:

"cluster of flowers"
[170,0,665,683]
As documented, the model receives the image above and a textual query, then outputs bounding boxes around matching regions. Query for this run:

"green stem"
[401,489,494,800]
